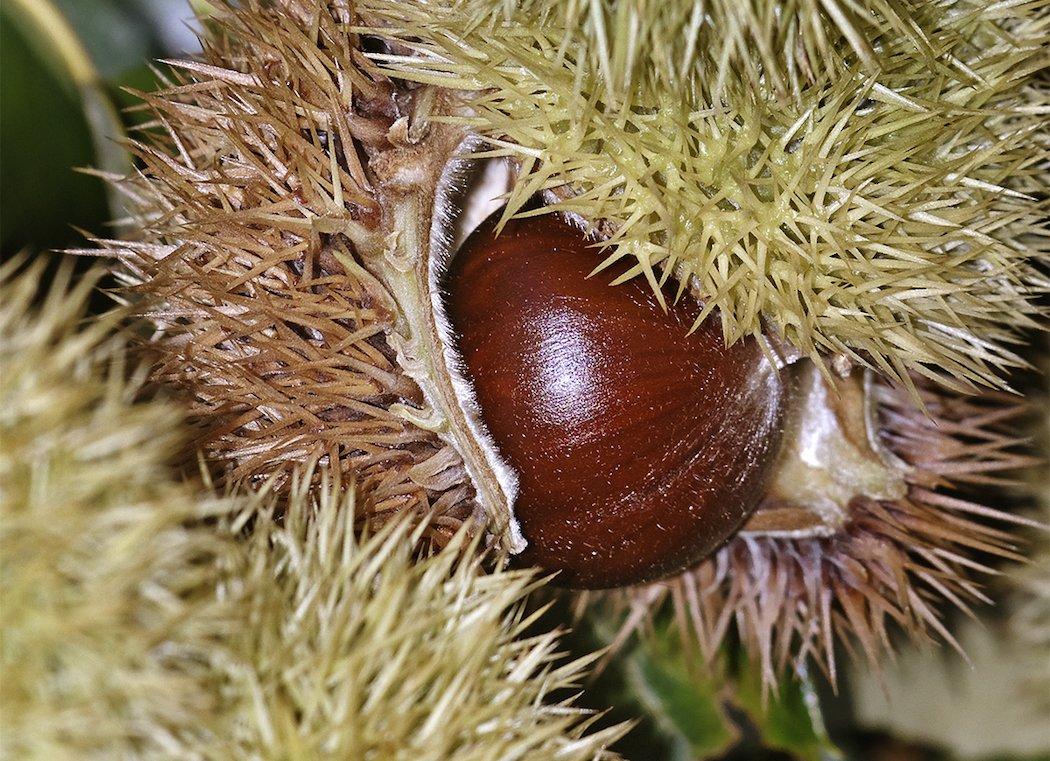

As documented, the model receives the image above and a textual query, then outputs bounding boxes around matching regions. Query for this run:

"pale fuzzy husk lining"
[428,140,525,551]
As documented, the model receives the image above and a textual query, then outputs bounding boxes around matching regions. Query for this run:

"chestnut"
[442,210,786,588]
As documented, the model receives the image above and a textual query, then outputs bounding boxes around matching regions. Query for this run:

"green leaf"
[561,602,852,760]
[733,654,842,761]
[622,624,738,760]
[1,0,131,255]
[50,0,155,80]
[573,613,737,761]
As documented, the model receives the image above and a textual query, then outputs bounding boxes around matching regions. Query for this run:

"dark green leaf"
[622,624,739,760]
[568,611,738,761]
[733,654,842,761]
[1,7,110,255]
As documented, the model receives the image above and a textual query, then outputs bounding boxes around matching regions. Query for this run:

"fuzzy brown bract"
[102,0,479,544]
[96,0,1049,687]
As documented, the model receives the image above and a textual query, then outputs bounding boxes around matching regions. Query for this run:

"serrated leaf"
[572,613,738,761]
[734,653,842,761]
[622,625,739,760]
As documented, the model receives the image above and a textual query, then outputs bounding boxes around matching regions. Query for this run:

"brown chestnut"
[442,210,786,588]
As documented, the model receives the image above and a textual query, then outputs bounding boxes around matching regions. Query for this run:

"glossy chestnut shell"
[443,210,786,588]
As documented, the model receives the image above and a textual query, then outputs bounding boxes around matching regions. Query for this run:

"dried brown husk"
[97,0,482,545]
